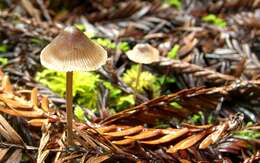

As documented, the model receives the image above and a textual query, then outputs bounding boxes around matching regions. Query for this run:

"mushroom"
[40,26,107,145]
[126,43,159,99]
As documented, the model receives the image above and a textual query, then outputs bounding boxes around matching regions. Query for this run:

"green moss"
[164,0,182,9]
[116,95,135,111]
[154,119,171,128]
[30,38,47,45]
[35,69,100,109]
[167,44,180,59]
[170,101,182,109]
[36,69,137,112]
[74,105,85,122]
[122,64,160,97]
[74,23,85,31]
[94,38,116,49]
[202,14,227,28]
[0,57,8,66]
[118,41,130,52]
[191,111,204,123]
[157,75,176,85]
[93,38,130,52]
[0,44,8,53]
[233,130,260,140]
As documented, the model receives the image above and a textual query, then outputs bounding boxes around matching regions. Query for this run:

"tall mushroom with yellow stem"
[126,43,159,100]
[40,26,107,145]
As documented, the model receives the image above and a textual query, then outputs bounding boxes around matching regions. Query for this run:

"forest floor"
[0,0,260,162]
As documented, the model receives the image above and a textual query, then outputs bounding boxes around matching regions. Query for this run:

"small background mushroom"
[126,43,159,100]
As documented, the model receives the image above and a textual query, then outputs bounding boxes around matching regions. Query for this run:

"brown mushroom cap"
[40,26,107,72]
[126,44,159,64]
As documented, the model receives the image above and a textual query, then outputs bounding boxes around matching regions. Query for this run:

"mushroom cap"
[40,26,107,72]
[126,43,159,64]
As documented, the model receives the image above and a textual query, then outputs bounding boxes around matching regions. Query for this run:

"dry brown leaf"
[0,114,23,144]
[140,128,189,145]
[61,153,83,162]
[167,131,207,154]
[199,124,228,149]
[31,88,38,107]
[0,148,9,161]
[5,149,22,163]
[86,155,110,163]
[37,123,51,163]
[74,127,98,149]
[104,125,143,137]
[41,95,50,112]
[125,129,162,140]
[0,107,45,118]
[161,128,184,134]
[179,159,192,163]
[28,119,48,127]
[182,123,213,129]
[80,154,87,163]
[20,0,41,22]
[0,125,12,142]
[1,75,13,94]
[0,95,32,110]
[112,138,135,145]
[37,150,50,163]
[96,125,117,133]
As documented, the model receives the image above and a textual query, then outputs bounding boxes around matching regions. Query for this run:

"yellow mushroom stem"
[66,71,73,145]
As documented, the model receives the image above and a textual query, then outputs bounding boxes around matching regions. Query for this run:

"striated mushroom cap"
[126,43,159,64]
[40,26,107,72]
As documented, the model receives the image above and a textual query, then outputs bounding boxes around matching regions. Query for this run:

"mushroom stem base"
[66,71,73,145]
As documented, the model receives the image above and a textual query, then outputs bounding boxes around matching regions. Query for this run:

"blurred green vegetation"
[0,44,8,53]
[202,14,227,28]
[164,0,182,9]
[0,57,8,66]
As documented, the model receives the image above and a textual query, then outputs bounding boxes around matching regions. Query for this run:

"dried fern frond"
[81,113,247,162]
[101,79,260,125]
